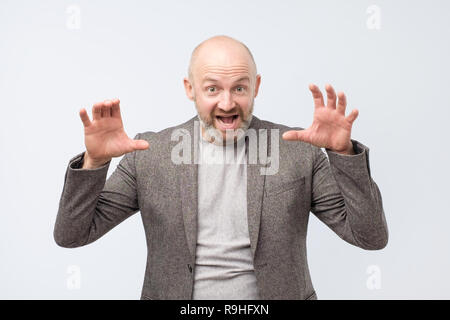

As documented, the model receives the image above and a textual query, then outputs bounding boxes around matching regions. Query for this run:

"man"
[54,35,388,300]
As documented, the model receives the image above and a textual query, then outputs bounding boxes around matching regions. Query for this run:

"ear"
[183,77,195,101]
[254,74,261,98]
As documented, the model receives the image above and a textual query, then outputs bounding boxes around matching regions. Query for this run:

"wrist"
[330,140,355,155]
[82,152,110,169]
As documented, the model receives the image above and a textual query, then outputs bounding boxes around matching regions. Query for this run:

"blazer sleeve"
[310,139,388,250]
[53,134,142,248]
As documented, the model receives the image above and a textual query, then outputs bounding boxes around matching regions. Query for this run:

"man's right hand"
[79,99,149,169]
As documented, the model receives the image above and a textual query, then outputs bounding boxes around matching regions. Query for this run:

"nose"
[217,91,235,112]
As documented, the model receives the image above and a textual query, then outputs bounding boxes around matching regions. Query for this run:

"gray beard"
[196,109,253,146]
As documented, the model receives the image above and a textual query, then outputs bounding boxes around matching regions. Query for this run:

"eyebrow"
[202,76,250,84]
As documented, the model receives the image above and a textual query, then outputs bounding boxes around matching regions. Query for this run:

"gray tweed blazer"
[54,115,388,300]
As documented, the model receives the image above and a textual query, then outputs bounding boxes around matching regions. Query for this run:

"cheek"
[196,96,217,114]
[236,96,253,110]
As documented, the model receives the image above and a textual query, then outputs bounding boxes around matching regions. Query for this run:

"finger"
[92,102,103,120]
[79,108,91,127]
[132,139,150,150]
[346,109,359,124]
[282,129,310,143]
[309,84,324,108]
[102,100,112,118]
[111,98,121,118]
[325,84,337,109]
[336,91,347,115]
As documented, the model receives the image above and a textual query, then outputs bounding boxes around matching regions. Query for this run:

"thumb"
[282,130,310,142]
[132,139,150,150]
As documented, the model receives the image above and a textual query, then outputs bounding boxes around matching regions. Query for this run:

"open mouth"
[216,114,239,129]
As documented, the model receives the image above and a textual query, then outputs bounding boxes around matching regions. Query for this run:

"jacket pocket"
[265,176,305,197]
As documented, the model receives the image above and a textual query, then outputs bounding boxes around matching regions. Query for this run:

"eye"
[235,86,245,92]
[207,86,216,93]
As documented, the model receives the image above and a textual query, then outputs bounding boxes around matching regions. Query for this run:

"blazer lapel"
[178,117,199,260]
[246,116,268,258]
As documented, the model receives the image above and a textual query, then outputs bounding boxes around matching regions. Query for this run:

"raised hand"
[282,84,358,155]
[79,99,149,169]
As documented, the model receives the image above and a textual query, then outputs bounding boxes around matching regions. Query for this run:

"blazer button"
[187,264,193,273]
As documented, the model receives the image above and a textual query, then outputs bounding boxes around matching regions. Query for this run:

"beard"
[195,101,254,145]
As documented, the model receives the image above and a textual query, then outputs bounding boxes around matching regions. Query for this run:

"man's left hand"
[282,84,358,155]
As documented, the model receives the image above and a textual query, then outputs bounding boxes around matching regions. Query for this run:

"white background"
[1,0,449,299]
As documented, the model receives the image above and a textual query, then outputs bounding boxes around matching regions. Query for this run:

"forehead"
[199,65,252,83]
[192,44,255,81]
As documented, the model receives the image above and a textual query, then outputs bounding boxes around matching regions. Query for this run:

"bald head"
[188,35,257,84]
